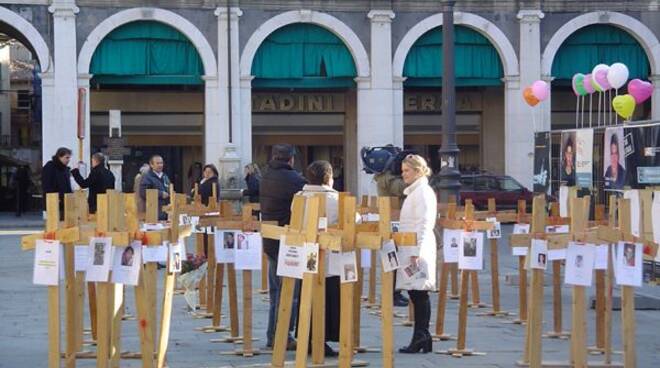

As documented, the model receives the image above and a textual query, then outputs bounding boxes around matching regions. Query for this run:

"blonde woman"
[397,154,437,353]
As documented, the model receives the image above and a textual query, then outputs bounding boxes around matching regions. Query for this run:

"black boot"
[394,291,409,307]
[398,330,432,354]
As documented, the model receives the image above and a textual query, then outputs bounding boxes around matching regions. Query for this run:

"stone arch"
[0,6,51,71]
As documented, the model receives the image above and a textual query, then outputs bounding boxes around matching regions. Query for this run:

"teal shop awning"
[403,26,503,87]
[251,24,356,89]
[551,24,650,84]
[90,21,204,85]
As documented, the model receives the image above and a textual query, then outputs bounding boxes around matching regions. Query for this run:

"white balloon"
[607,62,629,89]
[591,64,609,90]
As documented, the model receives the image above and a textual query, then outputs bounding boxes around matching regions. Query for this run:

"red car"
[459,174,534,210]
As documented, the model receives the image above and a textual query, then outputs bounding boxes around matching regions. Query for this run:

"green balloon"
[574,74,587,96]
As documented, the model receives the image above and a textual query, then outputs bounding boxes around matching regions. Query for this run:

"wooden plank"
[63,194,77,368]
[312,194,327,365]
[227,264,240,338]
[379,197,394,368]
[570,197,589,368]
[339,196,356,368]
[528,196,546,368]
[618,199,636,368]
[108,191,125,368]
[96,194,111,368]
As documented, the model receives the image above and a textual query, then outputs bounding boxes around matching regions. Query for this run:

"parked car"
[459,174,535,210]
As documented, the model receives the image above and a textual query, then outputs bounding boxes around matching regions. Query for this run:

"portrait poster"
[564,243,595,287]
[380,239,400,272]
[486,217,502,239]
[86,237,112,282]
[560,130,577,187]
[396,246,427,290]
[361,249,371,269]
[33,239,61,286]
[142,244,168,263]
[603,127,627,190]
[304,243,319,274]
[169,241,183,273]
[458,231,483,270]
[513,224,530,234]
[594,244,610,270]
[215,229,238,264]
[235,232,262,271]
[277,236,304,279]
[340,251,358,284]
[533,132,551,194]
[623,190,641,238]
[442,229,461,263]
[111,241,142,286]
[327,251,341,277]
[622,125,660,187]
[615,242,643,287]
[529,239,548,270]
[74,245,88,272]
[575,129,594,189]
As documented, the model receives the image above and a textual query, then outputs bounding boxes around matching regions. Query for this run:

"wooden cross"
[358,195,380,309]
[506,199,532,325]
[587,199,612,356]
[433,201,458,341]
[436,199,493,357]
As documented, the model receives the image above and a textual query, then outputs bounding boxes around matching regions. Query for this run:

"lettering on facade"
[404,92,481,113]
[252,93,343,113]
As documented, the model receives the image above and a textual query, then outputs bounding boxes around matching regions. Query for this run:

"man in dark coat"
[71,152,115,214]
[41,147,73,218]
[260,144,306,349]
[12,165,32,216]
[139,155,171,221]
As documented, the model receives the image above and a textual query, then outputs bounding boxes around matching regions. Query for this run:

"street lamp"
[436,0,461,203]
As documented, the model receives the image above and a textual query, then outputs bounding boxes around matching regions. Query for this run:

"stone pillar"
[355,10,396,196]
[0,46,10,140]
[239,76,253,167]
[216,7,243,166]
[392,76,406,147]
[650,74,660,121]
[202,75,222,165]
[518,10,547,133]
[77,73,92,168]
[40,72,55,164]
[45,0,79,166]
[504,75,534,189]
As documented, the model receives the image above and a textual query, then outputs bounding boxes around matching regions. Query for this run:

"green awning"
[251,23,356,89]
[551,24,650,85]
[90,21,204,85]
[403,26,504,87]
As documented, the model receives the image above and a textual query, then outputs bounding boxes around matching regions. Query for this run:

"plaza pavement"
[1,224,659,367]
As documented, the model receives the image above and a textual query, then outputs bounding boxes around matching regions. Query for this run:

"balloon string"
[575,95,579,129]
[598,92,602,126]
[581,95,584,128]
[615,89,618,125]
[589,93,593,128]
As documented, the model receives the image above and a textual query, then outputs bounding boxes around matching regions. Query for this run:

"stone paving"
[1,225,659,367]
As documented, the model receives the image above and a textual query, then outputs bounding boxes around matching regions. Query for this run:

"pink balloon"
[628,79,653,104]
[583,74,595,94]
[531,80,549,101]
[594,69,611,90]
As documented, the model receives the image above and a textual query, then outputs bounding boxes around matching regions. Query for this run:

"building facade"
[1,0,659,196]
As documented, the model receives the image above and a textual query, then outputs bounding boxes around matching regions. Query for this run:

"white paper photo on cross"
[277,235,304,279]
[111,240,142,286]
[86,237,112,282]
[458,231,483,270]
[74,245,88,272]
[396,246,426,290]
[615,241,643,287]
[340,251,358,284]
[545,225,570,234]
[513,224,530,234]
[235,232,263,271]
[142,243,168,264]
[442,228,461,263]
[486,217,502,239]
[33,239,62,286]
[594,244,610,270]
[530,239,548,270]
[304,243,320,274]
[361,249,371,268]
[326,250,341,277]
[564,242,595,287]
[623,190,641,237]
[169,241,183,273]
[380,239,400,272]
[215,229,238,264]
[559,186,569,218]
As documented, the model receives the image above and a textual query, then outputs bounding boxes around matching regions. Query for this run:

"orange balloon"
[523,87,540,107]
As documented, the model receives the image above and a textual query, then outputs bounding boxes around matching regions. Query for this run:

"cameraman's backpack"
[360,146,400,174]
[389,149,419,175]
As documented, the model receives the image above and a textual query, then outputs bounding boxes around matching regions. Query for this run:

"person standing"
[397,154,437,354]
[134,163,150,213]
[41,147,73,218]
[198,164,220,206]
[260,144,306,349]
[243,163,261,203]
[139,155,171,221]
[12,165,32,216]
[70,152,115,214]
[296,160,340,356]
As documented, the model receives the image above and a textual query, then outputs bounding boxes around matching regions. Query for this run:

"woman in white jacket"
[397,154,437,353]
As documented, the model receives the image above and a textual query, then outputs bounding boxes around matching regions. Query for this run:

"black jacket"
[139,170,171,220]
[71,165,115,214]
[41,158,72,212]
[199,177,219,206]
[259,160,306,259]
[243,174,260,203]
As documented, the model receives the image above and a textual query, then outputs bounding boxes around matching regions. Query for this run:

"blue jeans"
[266,255,300,346]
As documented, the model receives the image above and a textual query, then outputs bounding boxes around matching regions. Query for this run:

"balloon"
[612,94,636,119]
[572,74,587,96]
[523,87,540,106]
[627,79,653,104]
[594,68,611,91]
[607,63,629,89]
[591,64,609,91]
[583,74,595,94]
[531,80,549,101]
